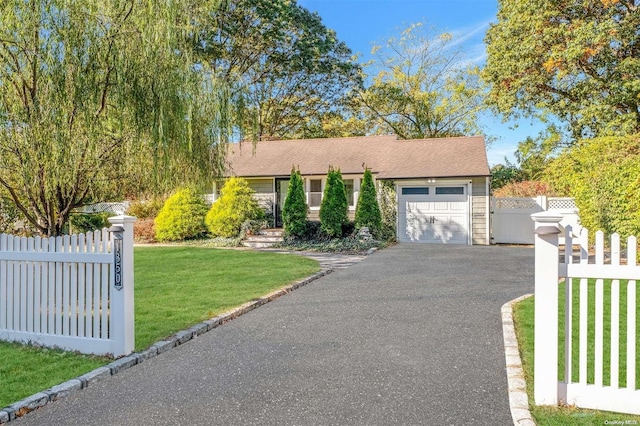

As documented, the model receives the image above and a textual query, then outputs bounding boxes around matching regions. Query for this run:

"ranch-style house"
[221,135,491,245]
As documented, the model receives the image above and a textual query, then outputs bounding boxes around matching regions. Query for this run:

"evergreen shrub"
[354,168,382,236]
[282,168,307,237]
[319,167,348,238]
[154,188,208,242]
[205,177,265,238]
[377,180,397,241]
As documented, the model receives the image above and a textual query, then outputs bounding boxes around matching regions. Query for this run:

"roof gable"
[225,135,490,179]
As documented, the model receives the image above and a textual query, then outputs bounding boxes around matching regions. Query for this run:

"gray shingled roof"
[225,135,490,179]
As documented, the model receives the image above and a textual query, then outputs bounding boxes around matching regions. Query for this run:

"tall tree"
[193,0,362,140]
[484,0,640,139]
[0,0,234,236]
[357,22,486,139]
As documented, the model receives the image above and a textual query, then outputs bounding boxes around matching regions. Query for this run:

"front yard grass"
[0,247,319,408]
[513,280,640,425]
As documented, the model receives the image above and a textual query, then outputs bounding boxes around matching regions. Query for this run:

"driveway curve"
[16,244,534,426]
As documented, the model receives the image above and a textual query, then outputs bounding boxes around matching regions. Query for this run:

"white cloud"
[445,20,492,67]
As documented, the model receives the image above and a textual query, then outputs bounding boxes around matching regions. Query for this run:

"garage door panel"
[448,201,466,211]
[398,185,469,244]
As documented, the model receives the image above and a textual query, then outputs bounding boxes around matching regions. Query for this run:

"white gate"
[492,196,579,244]
[532,212,640,415]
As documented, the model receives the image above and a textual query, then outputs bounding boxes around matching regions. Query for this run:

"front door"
[275,178,290,227]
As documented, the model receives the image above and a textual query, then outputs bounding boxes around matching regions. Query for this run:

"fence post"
[531,211,563,406]
[108,215,137,357]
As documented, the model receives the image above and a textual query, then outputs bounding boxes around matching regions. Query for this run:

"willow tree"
[0,0,234,236]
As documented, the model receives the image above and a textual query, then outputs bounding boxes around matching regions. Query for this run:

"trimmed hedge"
[205,177,264,238]
[154,188,208,242]
[544,135,640,239]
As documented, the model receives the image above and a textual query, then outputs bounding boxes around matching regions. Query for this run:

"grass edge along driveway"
[514,280,640,426]
[0,247,320,408]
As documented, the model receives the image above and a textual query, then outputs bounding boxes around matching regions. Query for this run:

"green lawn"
[0,247,319,408]
[514,279,640,425]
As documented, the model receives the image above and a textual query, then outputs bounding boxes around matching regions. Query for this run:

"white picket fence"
[0,216,136,357]
[532,211,640,415]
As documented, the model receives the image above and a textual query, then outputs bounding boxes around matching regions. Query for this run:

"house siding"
[246,178,275,216]
[247,178,274,194]
[471,177,489,245]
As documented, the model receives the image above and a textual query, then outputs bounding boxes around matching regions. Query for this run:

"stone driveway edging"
[502,294,536,426]
[0,268,334,424]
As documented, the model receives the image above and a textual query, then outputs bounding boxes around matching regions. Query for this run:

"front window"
[309,179,322,207]
[344,179,355,207]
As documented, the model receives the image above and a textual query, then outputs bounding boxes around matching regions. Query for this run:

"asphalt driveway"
[16,244,534,426]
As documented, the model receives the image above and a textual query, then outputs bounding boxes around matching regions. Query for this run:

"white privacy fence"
[0,216,136,357]
[492,196,579,244]
[532,212,640,415]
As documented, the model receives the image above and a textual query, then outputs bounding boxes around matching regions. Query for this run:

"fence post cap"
[108,215,137,225]
[530,211,564,224]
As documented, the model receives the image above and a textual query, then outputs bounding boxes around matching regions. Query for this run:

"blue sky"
[297,0,545,166]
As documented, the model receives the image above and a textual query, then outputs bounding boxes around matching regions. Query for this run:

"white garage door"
[398,185,469,244]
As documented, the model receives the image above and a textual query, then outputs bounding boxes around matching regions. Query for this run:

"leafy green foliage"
[277,235,386,254]
[513,129,563,180]
[127,198,167,242]
[484,0,640,139]
[377,180,397,241]
[490,164,523,192]
[154,188,208,242]
[492,181,554,198]
[282,168,307,237]
[357,22,485,138]
[0,0,236,236]
[355,168,382,236]
[205,177,265,238]
[0,194,19,234]
[544,135,640,238]
[196,0,362,140]
[126,198,167,219]
[68,213,113,234]
[319,167,349,238]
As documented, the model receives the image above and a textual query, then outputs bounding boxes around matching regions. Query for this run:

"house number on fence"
[110,225,124,291]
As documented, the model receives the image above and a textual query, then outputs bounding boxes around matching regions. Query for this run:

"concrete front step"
[259,228,284,237]
[242,228,284,248]
[242,240,281,248]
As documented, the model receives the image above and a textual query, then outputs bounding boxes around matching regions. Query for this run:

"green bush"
[355,168,382,236]
[126,197,166,219]
[377,180,397,241]
[0,195,19,234]
[205,177,265,238]
[544,135,640,239]
[282,168,307,237]
[69,212,113,234]
[319,167,348,238]
[154,188,208,242]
